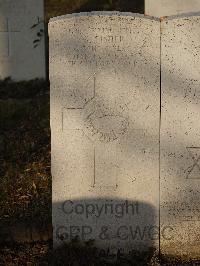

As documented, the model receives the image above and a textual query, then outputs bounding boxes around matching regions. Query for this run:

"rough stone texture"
[145,0,200,17]
[49,12,160,253]
[161,14,200,258]
[0,0,46,81]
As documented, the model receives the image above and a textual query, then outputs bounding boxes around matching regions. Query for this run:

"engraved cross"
[0,18,20,56]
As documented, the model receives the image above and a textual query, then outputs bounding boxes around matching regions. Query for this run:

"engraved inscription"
[185,147,200,179]
[85,108,129,143]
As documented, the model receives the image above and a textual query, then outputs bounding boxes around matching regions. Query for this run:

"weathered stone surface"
[146,0,200,17]
[50,12,160,253]
[161,14,200,257]
[0,0,46,81]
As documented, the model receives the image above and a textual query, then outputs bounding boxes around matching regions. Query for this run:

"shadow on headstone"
[52,198,157,265]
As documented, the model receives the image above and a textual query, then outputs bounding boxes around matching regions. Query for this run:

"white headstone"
[0,0,46,81]
[50,12,200,258]
[49,12,160,253]
[161,14,200,258]
[145,0,200,17]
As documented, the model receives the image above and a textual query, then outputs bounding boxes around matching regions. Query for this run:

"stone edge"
[161,11,200,21]
[49,11,160,24]
[49,11,200,24]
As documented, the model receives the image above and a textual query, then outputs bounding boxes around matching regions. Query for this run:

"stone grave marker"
[160,13,200,257]
[0,0,46,81]
[50,11,200,258]
[49,12,160,253]
[145,0,200,17]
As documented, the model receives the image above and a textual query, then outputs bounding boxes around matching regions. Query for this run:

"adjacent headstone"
[49,12,160,253]
[0,0,46,81]
[161,14,200,258]
[145,0,200,17]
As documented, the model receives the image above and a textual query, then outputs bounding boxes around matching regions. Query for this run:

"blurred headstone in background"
[0,0,46,81]
[145,0,200,17]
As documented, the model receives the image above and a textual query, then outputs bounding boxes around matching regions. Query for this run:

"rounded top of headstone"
[161,11,200,21]
[49,11,160,23]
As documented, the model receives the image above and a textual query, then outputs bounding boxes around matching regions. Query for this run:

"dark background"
[45,0,144,20]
